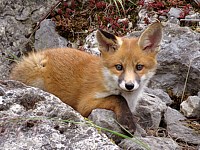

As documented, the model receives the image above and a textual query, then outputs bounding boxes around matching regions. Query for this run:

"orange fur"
[10,22,163,132]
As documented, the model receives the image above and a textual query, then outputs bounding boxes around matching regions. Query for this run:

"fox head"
[96,22,163,93]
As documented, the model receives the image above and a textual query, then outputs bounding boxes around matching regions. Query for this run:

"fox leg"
[78,95,137,133]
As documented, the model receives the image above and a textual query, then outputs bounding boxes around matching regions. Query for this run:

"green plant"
[0,51,20,63]
[50,0,138,42]
[138,0,192,18]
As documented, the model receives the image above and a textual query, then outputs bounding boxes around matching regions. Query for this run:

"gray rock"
[137,9,149,30]
[198,144,200,150]
[119,136,180,150]
[150,22,200,96]
[0,0,57,80]
[167,17,181,25]
[0,80,120,150]
[137,9,158,30]
[198,91,200,97]
[89,109,124,142]
[168,7,182,18]
[15,7,31,21]
[136,93,167,129]
[144,87,173,105]
[83,30,100,55]
[89,109,147,141]
[185,12,200,20]
[34,19,70,51]
[158,15,167,22]
[180,96,200,118]
[164,107,200,145]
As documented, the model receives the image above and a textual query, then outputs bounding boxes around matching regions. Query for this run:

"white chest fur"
[121,84,145,113]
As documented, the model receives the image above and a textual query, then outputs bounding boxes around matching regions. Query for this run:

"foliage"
[138,0,193,18]
[50,0,138,42]
[50,0,199,42]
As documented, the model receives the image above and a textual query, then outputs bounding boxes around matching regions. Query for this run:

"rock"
[144,87,173,105]
[34,19,70,51]
[83,30,100,55]
[119,136,180,150]
[180,96,200,118]
[137,9,158,30]
[150,22,200,96]
[198,91,200,97]
[0,0,58,80]
[89,109,147,142]
[168,7,182,18]
[15,7,31,21]
[89,109,124,142]
[167,17,181,25]
[185,12,200,20]
[164,107,200,145]
[0,80,120,149]
[136,93,167,129]
[134,124,147,137]
[198,145,200,150]
[158,15,168,22]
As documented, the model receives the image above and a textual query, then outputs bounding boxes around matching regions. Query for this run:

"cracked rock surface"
[0,0,57,80]
[0,80,120,150]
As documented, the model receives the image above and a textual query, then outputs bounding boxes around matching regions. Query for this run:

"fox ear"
[96,29,121,53]
[138,22,163,52]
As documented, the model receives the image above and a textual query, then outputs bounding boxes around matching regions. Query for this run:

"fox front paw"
[117,113,137,135]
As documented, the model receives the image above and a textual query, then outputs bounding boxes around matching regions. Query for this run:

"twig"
[181,56,200,102]
[181,60,191,102]
[28,0,63,41]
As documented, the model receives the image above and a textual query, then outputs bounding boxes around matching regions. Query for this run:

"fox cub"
[10,22,162,132]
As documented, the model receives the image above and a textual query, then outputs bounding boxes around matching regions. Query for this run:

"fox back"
[10,22,162,132]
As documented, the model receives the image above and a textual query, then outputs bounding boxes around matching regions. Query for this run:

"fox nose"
[125,83,134,90]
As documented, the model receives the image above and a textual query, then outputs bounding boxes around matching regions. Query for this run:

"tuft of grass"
[109,0,125,16]
[108,0,137,16]
[181,60,192,102]
[181,56,200,102]
[0,51,20,63]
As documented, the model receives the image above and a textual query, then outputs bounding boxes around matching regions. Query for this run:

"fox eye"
[115,64,123,71]
[136,64,144,71]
